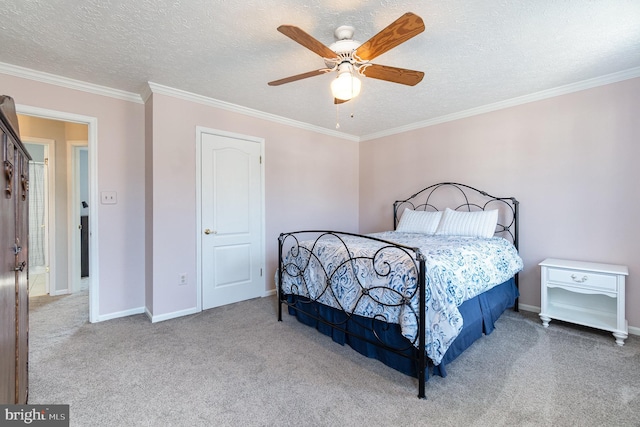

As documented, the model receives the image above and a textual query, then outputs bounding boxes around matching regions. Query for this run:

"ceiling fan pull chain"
[335,104,340,129]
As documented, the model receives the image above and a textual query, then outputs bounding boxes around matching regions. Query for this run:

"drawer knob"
[570,274,588,283]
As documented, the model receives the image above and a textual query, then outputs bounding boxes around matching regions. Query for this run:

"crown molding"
[0,61,144,104]
[146,82,359,142]
[360,66,640,142]
[0,61,357,140]
[3,60,638,143]
[139,84,153,103]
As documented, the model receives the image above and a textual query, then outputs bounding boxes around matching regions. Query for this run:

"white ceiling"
[1,0,639,138]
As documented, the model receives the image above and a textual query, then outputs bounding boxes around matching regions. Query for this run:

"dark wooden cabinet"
[1,95,30,404]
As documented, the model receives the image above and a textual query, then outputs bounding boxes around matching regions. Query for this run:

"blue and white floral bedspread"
[279,231,523,366]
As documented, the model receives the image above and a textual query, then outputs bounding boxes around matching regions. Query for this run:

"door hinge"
[259,155,262,164]
[260,268,263,277]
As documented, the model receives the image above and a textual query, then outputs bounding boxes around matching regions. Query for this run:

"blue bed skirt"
[284,277,519,380]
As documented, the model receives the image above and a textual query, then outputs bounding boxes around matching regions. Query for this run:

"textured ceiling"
[1,0,639,138]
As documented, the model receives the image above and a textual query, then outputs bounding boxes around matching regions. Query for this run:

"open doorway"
[22,138,55,297]
[69,142,89,293]
[19,116,88,298]
[17,110,97,321]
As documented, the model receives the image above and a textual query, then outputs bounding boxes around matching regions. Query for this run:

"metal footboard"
[277,230,428,398]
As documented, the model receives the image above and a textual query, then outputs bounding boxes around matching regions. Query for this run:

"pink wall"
[147,93,359,318]
[2,71,358,321]
[1,73,146,318]
[6,68,638,330]
[359,77,640,329]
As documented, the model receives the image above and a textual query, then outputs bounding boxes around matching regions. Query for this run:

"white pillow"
[396,208,442,234]
[435,208,499,238]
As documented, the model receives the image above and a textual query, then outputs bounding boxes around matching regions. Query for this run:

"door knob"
[204,229,216,235]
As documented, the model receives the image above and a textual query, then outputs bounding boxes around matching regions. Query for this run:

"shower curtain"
[29,161,46,268]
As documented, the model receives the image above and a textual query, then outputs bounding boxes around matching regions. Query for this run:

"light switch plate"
[101,191,117,205]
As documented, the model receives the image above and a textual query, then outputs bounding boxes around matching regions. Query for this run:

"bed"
[276,182,523,398]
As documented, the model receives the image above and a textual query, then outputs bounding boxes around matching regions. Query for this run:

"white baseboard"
[96,306,145,322]
[518,303,540,313]
[516,303,639,337]
[148,306,199,323]
[49,289,70,297]
[263,288,276,297]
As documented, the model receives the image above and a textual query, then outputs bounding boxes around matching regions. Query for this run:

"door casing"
[68,142,88,294]
[17,104,100,323]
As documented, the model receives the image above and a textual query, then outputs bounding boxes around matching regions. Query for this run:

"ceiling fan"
[268,12,425,104]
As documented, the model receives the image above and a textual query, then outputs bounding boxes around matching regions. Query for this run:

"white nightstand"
[539,258,629,346]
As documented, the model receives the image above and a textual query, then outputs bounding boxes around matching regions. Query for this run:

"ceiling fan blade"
[354,12,425,61]
[268,69,332,86]
[360,64,424,86]
[334,98,349,105]
[277,25,338,59]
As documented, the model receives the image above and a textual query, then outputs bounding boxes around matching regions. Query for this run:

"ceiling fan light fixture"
[269,13,425,103]
[331,69,361,101]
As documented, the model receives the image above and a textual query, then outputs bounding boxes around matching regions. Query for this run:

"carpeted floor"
[28,291,640,426]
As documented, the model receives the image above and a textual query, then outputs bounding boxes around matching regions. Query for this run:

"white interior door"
[68,143,89,293]
[200,131,264,310]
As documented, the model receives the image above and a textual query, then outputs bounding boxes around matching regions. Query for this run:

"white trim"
[98,306,145,322]
[360,66,640,141]
[49,288,69,297]
[195,130,202,312]
[195,126,267,312]
[517,303,639,336]
[0,62,143,104]
[518,303,540,313]
[21,137,56,296]
[5,60,637,143]
[139,84,153,103]
[148,306,199,323]
[16,104,97,126]
[260,141,267,300]
[16,104,101,323]
[263,288,276,297]
[149,82,359,142]
[67,142,88,294]
[20,136,54,144]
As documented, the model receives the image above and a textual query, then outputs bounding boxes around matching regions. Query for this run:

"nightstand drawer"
[547,268,617,292]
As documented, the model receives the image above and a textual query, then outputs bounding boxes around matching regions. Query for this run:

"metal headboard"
[393,182,519,250]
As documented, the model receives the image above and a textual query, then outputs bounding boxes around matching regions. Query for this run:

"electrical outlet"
[101,191,117,205]
[179,273,187,286]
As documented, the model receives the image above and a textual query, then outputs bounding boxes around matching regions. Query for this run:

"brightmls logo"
[1,405,69,426]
